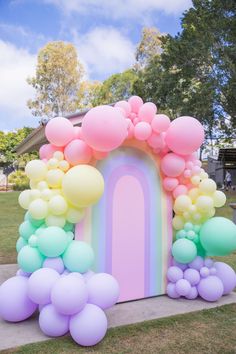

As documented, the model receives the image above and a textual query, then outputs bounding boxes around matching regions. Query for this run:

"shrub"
[8,170,29,190]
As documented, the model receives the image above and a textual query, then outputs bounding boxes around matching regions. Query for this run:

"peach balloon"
[165,117,204,155]
[93,150,108,160]
[64,139,92,165]
[161,153,186,177]
[151,114,170,133]
[45,117,74,147]
[39,144,63,160]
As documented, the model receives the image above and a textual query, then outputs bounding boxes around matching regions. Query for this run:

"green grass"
[2,304,236,354]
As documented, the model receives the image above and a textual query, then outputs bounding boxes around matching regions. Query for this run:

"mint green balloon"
[16,237,27,252]
[19,221,36,240]
[37,226,68,257]
[63,240,94,273]
[17,245,44,273]
[35,224,47,236]
[172,238,197,264]
[63,222,75,232]
[26,212,45,227]
[200,217,236,256]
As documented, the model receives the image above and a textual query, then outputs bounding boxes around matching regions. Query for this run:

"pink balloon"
[64,139,92,165]
[45,117,74,147]
[194,159,202,167]
[186,161,194,169]
[93,150,108,160]
[152,114,171,133]
[128,96,143,114]
[147,133,165,149]
[183,169,192,178]
[114,101,131,116]
[114,106,126,117]
[129,112,137,121]
[127,122,134,139]
[161,153,186,177]
[39,144,63,160]
[134,122,152,141]
[192,165,201,175]
[73,126,82,139]
[173,185,188,198]
[133,117,139,125]
[163,177,179,192]
[165,117,204,155]
[81,106,127,152]
[138,102,157,123]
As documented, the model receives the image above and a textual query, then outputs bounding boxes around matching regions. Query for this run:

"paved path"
[1,264,236,350]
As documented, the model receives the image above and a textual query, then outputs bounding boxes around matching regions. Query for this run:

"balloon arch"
[0,96,236,347]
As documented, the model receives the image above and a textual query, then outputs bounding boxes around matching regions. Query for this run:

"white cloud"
[74,27,135,79]
[0,40,37,129]
[45,0,192,18]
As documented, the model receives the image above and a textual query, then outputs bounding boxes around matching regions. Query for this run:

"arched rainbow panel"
[76,146,172,302]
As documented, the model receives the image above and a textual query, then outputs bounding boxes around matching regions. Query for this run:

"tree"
[76,81,102,109]
[135,27,162,69]
[27,41,84,118]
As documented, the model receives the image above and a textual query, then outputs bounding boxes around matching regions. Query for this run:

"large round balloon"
[17,245,44,273]
[0,276,37,322]
[197,275,223,301]
[81,105,127,152]
[45,117,74,147]
[161,153,185,177]
[62,240,94,273]
[62,165,104,208]
[172,239,197,264]
[199,217,236,256]
[39,304,69,337]
[165,116,204,155]
[87,273,119,309]
[37,226,68,257]
[64,139,92,165]
[214,262,236,295]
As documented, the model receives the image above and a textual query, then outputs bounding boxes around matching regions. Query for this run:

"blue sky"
[0,0,192,131]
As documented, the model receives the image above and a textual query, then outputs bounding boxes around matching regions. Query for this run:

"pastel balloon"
[43,257,65,274]
[175,279,191,296]
[45,117,74,147]
[37,226,68,257]
[28,268,60,305]
[39,144,63,160]
[45,214,66,228]
[87,273,119,309]
[134,122,152,140]
[114,101,131,116]
[163,177,179,192]
[73,126,82,139]
[63,240,94,273]
[62,165,104,208]
[212,191,226,208]
[172,239,197,264]
[39,304,69,337]
[214,262,236,295]
[174,195,192,212]
[16,237,27,252]
[17,245,44,273]
[18,190,33,210]
[58,160,70,172]
[200,217,236,256]
[185,286,198,299]
[167,266,183,283]
[69,304,107,346]
[128,96,143,113]
[166,283,180,298]
[199,179,216,195]
[188,256,204,270]
[48,195,68,215]
[82,105,127,152]
[172,215,185,230]
[0,276,37,322]
[66,207,85,224]
[165,116,204,155]
[19,220,36,240]
[161,153,185,177]
[138,102,157,123]
[25,160,47,181]
[51,274,88,315]
[197,276,223,301]
[147,132,165,149]
[151,114,170,133]
[184,268,200,286]
[64,139,92,165]
[46,169,64,188]
[173,185,188,199]
[29,198,48,220]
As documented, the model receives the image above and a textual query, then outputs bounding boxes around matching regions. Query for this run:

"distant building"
[208,148,236,186]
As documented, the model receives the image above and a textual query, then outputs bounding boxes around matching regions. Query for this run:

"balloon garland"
[0,96,236,346]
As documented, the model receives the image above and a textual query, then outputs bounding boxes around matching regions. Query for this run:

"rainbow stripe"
[76,146,172,302]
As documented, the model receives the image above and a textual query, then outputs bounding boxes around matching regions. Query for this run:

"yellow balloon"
[66,207,85,223]
[191,175,201,186]
[48,195,68,215]
[174,195,192,213]
[30,189,41,200]
[172,215,185,230]
[30,180,38,189]
[47,158,59,170]
[212,190,226,208]
[41,188,53,201]
[25,160,47,181]
[199,178,216,195]
[45,214,66,228]
[53,151,64,161]
[188,188,200,202]
[29,198,48,219]
[59,160,70,172]
[62,165,104,208]
[37,181,48,190]
[18,190,31,209]
[200,171,208,180]
[46,169,64,188]
[195,195,214,212]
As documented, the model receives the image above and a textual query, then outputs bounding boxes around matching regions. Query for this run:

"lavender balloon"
[167,266,183,283]
[87,273,119,309]
[198,276,224,301]
[16,269,31,277]
[184,268,200,286]
[175,279,191,296]
[188,256,204,270]
[43,257,65,274]
[172,259,188,271]
[166,282,180,299]
[214,262,236,295]
[70,304,107,346]
[0,276,37,322]
[28,268,60,305]
[186,286,198,300]
[39,304,69,337]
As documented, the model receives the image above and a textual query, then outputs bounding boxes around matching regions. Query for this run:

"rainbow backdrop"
[76,143,172,302]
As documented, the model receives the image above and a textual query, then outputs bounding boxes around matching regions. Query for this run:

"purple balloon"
[16,269,31,277]
[175,279,191,296]
[172,259,188,270]
[200,267,210,278]
[198,276,224,301]
[166,282,180,299]
[0,276,37,322]
[28,268,60,305]
[70,304,107,346]
[184,268,200,286]
[214,262,236,295]
[87,273,119,309]
[188,256,204,270]
[61,269,71,276]
[167,266,183,283]
[51,274,88,315]
[83,270,95,282]
[204,258,214,268]
[209,267,217,275]
[39,304,69,337]
[186,286,198,300]
[43,257,65,274]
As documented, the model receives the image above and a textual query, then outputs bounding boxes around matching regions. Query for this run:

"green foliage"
[0,127,38,167]
[8,170,29,190]
[27,41,84,117]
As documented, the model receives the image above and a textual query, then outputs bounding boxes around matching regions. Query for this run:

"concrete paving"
[1,264,236,350]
